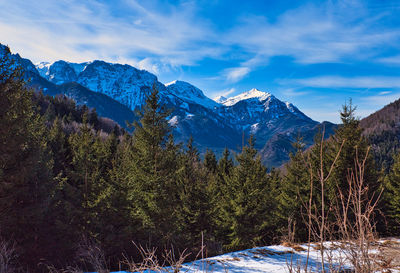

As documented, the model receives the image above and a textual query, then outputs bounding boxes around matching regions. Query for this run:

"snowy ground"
[111,239,400,273]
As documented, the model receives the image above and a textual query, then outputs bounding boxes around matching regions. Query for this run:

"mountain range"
[1,44,335,167]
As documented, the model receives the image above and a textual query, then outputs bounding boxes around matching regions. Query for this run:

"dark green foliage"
[175,138,215,251]
[0,46,54,270]
[2,45,400,272]
[126,85,180,245]
[276,137,310,241]
[278,100,382,243]
[330,101,378,196]
[219,137,275,250]
[384,153,400,235]
[204,149,218,174]
[360,97,400,172]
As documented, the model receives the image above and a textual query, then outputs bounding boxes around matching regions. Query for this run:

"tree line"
[1,46,400,272]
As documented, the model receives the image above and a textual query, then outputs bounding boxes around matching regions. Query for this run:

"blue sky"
[1,0,400,122]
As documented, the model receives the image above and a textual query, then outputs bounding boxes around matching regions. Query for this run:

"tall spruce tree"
[221,137,274,250]
[212,148,234,244]
[127,85,179,246]
[328,100,378,198]
[175,138,214,251]
[276,137,310,241]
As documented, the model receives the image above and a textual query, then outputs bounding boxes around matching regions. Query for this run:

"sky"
[1,0,400,122]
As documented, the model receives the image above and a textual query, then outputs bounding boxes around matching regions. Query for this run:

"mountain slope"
[2,43,335,167]
[360,98,400,171]
[0,45,136,129]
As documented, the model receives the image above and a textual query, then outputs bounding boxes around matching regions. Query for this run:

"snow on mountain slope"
[35,59,167,110]
[165,80,221,109]
[221,88,271,106]
[2,42,334,167]
[36,62,51,77]
[221,88,304,116]
[218,88,314,129]
[214,95,227,104]
[76,60,164,110]
[47,60,78,84]
[23,49,330,166]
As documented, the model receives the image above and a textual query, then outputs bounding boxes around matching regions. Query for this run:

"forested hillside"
[360,98,400,171]
[2,45,400,273]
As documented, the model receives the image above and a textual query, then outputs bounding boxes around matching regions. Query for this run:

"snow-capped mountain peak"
[214,95,227,104]
[221,88,272,106]
[35,62,52,77]
[165,80,221,109]
[165,80,205,99]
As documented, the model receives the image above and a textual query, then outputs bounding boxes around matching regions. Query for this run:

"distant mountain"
[1,43,335,167]
[360,98,400,171]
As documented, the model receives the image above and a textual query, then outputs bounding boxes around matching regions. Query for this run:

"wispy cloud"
[2,0,400,96]
[361,93,400,105]
[224,67,250,83]
[281,88,310,97]
[212,88,236,100]
[279,76,400,89]
[377,55,400,65]
[224,1,400,68]
[0,0,221,74]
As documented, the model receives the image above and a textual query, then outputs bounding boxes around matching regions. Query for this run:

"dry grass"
[250,248,294,256]
[281,242,306,252]
[372,240,400,271]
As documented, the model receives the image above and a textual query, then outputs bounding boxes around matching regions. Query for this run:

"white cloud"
[377,55,400,65]
[361,93,400,105]
[281,88,310,97]
[279,76,400,89]
[224,67,250,83]
[212,88,236,100]
[0,0,220,72]
[137,58,160,75]
[224,1,400,66]
[2,0,400,87]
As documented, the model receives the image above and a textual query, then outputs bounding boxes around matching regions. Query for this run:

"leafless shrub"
[45,264,84,273]
[76,237,109,273]
[294,128,345,272]
[334,147,383,272]
[123,233,218,273]
[287,128,385,272]
[122,243,164,272]
[0,238,18,273]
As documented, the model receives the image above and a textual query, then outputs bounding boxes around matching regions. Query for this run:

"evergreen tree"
[384,152,400,235]
[212,148,234,244]
[175,138,214,251]
[220,137,274,250]
[0,46,54,269]
[127,85,179,246]
[329,100,378,198]
[276,137,310,241]
[204,149,217,174]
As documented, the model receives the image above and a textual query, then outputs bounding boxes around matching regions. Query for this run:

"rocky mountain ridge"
[1,44,335,166]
